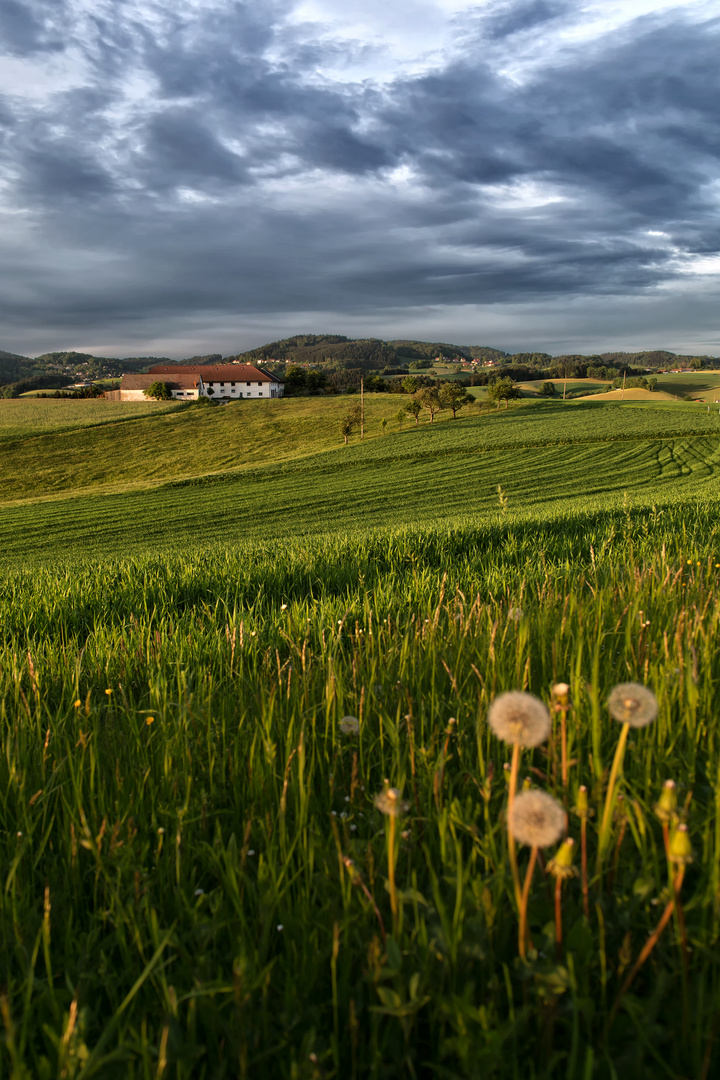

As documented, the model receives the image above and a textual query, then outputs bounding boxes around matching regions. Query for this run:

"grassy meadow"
[1,393,720,1077]
[0,398,184,440]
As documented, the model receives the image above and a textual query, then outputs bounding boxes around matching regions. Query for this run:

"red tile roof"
[120,373,200,390]
[148,364,281,383]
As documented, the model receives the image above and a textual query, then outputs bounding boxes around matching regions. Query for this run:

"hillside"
[0,350,176,387]
[232,334,507,368]
[1,395,720,560]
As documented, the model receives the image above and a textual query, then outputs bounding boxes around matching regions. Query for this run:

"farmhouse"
[149,363,284,400]
[106,364,284,402]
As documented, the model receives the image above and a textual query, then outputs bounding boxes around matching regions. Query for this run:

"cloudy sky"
[0,0,718,358]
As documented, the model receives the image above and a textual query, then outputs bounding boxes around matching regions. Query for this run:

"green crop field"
[2,394,720,1077]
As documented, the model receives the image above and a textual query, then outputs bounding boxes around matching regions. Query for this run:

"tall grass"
[1,504,719,1076]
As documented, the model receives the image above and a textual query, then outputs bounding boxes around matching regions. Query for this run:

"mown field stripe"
[2,435,720,564]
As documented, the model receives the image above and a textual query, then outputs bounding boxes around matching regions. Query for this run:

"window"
[246,382,251,386]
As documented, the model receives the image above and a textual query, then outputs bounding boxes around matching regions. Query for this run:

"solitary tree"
[539,381,557,397]
[405,399,422,425]
[341,404,362,444]
[143,381,172,401]
[341,416,354,445]
[418,386,443,422]
[438,381,473,418]
[487,377,520,409]
[394,407,407,428]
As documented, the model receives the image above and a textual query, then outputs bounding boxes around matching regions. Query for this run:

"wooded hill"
[233,334,508,367]
[1,338,716,391]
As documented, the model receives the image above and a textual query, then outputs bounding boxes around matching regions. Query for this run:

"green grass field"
[653,371,720,400]
[518,379,611,396]
[2,394,720,1077]
[0,397,183,439]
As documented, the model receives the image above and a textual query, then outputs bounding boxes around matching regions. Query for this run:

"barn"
[106,364,284,402]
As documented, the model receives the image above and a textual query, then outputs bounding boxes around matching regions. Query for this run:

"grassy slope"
[577,388,675,401]
[1,396,719,505]
[653,371,720,399]
[2,398,720,563]
[0,397,183,439]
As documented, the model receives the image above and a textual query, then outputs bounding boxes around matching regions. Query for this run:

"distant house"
[106,364,284,402]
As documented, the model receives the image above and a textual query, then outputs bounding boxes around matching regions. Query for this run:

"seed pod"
[547,837,578,880]
[669,823,693,866]
[654,779,677,824]
[573,785,589,820]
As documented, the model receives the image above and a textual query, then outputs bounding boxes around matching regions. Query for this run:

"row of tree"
[339,379,522,441]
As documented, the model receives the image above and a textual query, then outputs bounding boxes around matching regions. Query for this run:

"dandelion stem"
[560,708,568,789]
[518,846,538,961]
[387,814,399,935]
[606,818,627,895]
[507,742,522,911]
[598,722,629,864]
[581,816,589,918]
[554,876,563,960]
[607,866,685,1033]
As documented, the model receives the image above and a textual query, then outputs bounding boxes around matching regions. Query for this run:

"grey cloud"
[0,0,717,352]
[0,0,66,55]
[481,0,571,40]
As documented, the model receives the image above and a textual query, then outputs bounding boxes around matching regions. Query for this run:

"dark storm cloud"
[0,0,717,350]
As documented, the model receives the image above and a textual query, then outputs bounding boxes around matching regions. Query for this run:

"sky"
[0,0,718,358]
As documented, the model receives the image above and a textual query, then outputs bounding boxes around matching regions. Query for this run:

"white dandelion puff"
[339,715,360,735]
[607,683,658,728]
[488,692,551,748]
[509,790,566,848]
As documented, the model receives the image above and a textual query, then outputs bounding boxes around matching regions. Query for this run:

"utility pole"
[360,376,364,439]
[563,368,567,400]
[621,369,626,400]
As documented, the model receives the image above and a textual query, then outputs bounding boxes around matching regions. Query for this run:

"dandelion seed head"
[607,683,658,727]
[509,790,565,848]
[487,692,550,748]
[339,715,360,735]
[374,786,409,817]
